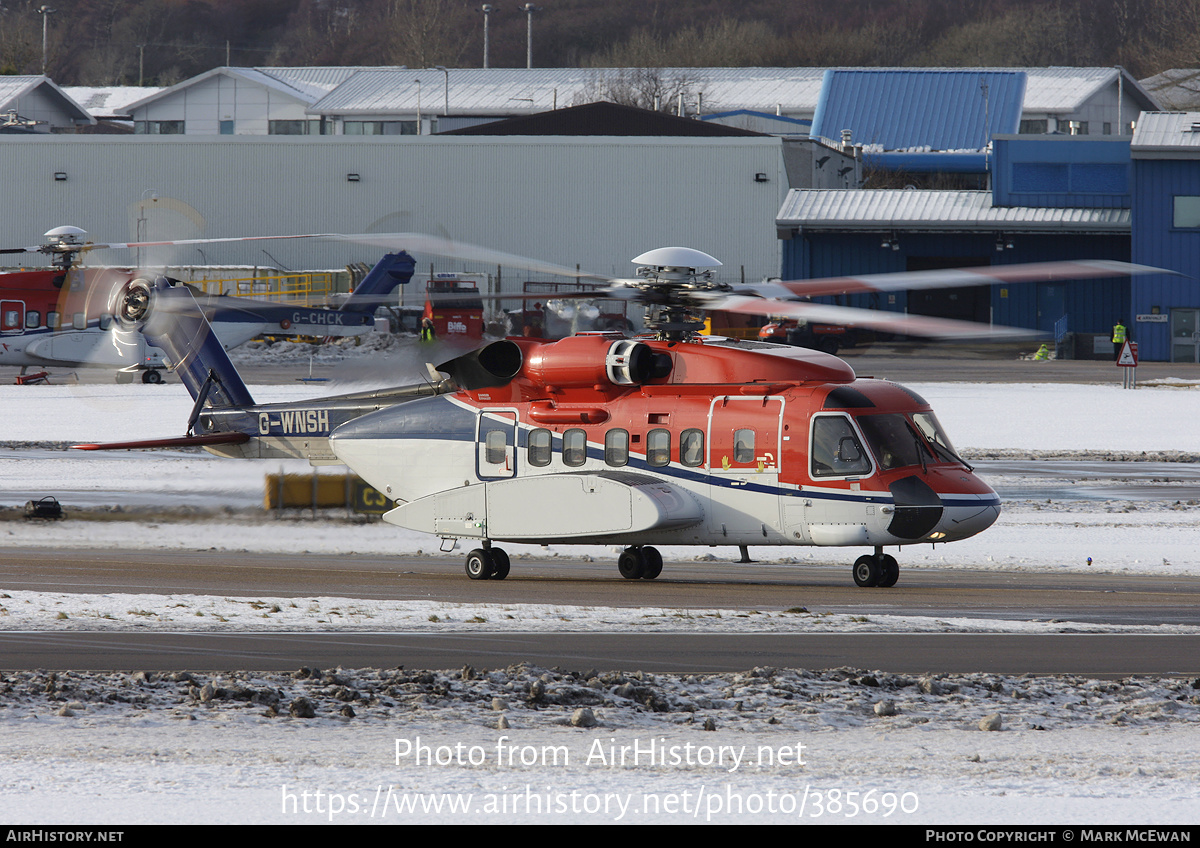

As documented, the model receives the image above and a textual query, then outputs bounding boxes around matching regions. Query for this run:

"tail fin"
[339,251,416,315]
[130,276,255,409]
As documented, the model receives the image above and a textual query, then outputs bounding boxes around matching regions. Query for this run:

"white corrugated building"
[0,133,786,285]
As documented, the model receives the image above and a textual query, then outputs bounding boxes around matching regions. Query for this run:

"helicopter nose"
[887,471,1001,543]
[934,498,1002,542]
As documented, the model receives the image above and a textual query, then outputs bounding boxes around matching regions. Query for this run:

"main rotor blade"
[91,232,607,283]
[753,260,1175,300]
[711,295,1038,340]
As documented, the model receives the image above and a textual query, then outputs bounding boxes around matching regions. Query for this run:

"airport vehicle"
[756,316,858,354]
[0,227,413,381]
[74,244,1161,586]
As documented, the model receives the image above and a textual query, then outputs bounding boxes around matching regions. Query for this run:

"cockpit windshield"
[855,412,967,472]
[855,414,932,471]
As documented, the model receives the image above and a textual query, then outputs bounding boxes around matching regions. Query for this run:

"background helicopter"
[74,236,1165,587]
[0,226,415,383]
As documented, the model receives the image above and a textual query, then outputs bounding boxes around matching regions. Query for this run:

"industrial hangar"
[5,64,1200,359]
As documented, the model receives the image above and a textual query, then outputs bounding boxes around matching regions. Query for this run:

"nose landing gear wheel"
[853,554,881,587]
[853,552,900,587]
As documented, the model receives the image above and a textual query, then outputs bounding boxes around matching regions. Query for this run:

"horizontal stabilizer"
[72,432,251,451]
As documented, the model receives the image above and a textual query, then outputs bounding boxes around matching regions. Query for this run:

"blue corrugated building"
[770,68,1185,357]
[1130,112,1200,363]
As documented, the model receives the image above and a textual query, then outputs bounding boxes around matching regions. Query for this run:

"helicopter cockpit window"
[562,429,587,467]
[647,429,670,467]
[680,429,704,467]
[811,415,872,478]
[605,429,629,467]
[733,429,755,464]
[856,413,934,471]
[528,428,552,467]
[912,412,964,465]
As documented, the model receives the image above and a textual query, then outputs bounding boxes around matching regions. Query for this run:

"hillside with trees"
[1,0,1196,86]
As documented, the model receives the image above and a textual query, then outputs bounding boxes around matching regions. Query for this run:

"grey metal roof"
[777,189,1132,232]
[124,67,320,112]
[1139,69,1200,110]
[0,76,95,124]
[1130,111,1200,156]
[308,67,826,117]
[61,86,164,117]
[114,64,1158,124]
[257,67,392,100]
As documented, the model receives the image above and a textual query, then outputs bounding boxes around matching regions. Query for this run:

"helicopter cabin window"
[646,429,671,467]
[733,429,755,464]
[811,415,872,478]
[47,311,60,329]
[2,309,20,332]
[99,314,113,331]
[25,311,40,329]
[527,428,552,467]
[680,429,705,467]
[605,429,629,466]
[72,313,86,330]
[484,430,508,465]
[562,429,587,467]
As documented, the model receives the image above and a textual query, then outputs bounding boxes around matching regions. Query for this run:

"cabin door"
[706,396,783,538]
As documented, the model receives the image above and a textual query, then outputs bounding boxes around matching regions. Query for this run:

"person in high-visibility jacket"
[1033,343,1051,361]
[1112,321,1127,361]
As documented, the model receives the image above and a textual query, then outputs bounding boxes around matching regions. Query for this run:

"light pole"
[522,4,537,69]
[415,78,422,134]
[38,5,56,75]
[435,65,449,116]
[481,5,494,69]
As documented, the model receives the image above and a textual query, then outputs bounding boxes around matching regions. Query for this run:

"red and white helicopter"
[76,240,1159,586]
[0,226,414,383]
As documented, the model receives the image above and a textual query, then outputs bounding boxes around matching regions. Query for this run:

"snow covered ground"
[1,371,1200,824]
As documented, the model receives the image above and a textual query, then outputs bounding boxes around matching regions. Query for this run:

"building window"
[343,120,418,136]
[269,120,322,135]
[219,120,234,135]
[1019,119,1048,134]
[1067,120,1088,136]
[1174,197,1200,229]
[135,120,185,134]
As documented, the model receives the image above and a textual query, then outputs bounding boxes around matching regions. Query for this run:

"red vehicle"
[757,316,858,354]
[423,275,485,340]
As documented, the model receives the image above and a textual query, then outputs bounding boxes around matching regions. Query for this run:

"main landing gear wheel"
[618,546,663,580]
[852,552,900,588]
[141,370,162,384]
[465,547,510,580]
